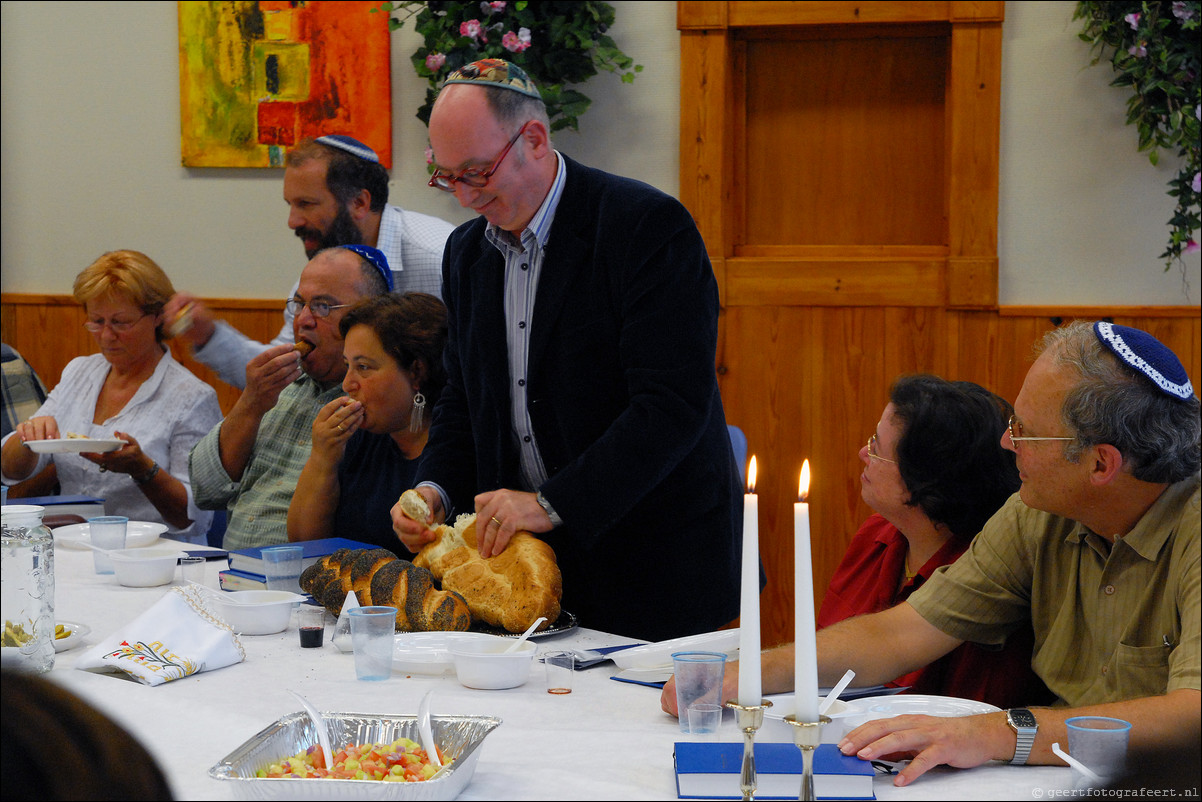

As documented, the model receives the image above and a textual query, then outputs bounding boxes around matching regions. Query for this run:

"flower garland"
[377,1,642,135]
[1075,1,1201,268]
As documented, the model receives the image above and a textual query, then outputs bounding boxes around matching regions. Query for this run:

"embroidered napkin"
[75,586,245,686]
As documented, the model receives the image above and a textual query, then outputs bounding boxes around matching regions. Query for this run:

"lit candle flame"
[798,459,811,503]
[747,455,757,494]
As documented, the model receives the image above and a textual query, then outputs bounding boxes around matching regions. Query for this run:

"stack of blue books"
[218,537,379,591]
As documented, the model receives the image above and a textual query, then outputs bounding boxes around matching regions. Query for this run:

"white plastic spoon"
[1052,742,1104,785]
[820,669,856,716]
[503,616,547,654]
[417,689,443,771]
[288,690,335,771]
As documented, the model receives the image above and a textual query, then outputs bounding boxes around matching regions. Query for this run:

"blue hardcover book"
[226,537,379,574]
[674,742,875,800]
[217,568,268,591]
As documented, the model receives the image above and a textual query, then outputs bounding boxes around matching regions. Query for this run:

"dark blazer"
[418,155,742,641]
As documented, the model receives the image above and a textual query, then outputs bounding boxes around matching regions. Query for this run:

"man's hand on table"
[837,710,1015,787]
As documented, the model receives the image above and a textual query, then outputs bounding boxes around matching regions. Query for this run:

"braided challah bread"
[413,513,562,633]
[299,549,471,632]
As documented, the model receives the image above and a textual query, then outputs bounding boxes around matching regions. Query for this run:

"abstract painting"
[178,1,391,168]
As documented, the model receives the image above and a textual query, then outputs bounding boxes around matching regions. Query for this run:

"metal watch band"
[536,490,563,527]
[1007,708,1037,765]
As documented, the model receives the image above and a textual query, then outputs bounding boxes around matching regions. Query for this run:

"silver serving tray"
[209,711,501,801]
[471,609,577,639]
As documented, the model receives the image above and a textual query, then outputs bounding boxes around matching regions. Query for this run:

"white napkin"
[75,587,245,686]
[331,590,359,653]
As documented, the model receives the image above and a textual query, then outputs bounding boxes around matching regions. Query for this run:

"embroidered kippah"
[315,135,380,164]
[1094,322,1194,400]
[442,58,542,99]
[337,244,393,292]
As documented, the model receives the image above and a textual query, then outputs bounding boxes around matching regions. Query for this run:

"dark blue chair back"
[727,424,748,478]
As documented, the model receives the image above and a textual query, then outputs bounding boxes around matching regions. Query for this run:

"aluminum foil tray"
[209,712,502,801]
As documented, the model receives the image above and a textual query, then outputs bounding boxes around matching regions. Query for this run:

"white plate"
[392,631,483,675]
[843,693,1001,724]
[53,521,168,550]
[609,628,740,671]
[24,438,124,454]
[54,621,91,652]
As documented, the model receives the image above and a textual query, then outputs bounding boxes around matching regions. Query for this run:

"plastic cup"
[88,516,128,574]
[687,702,724,737]
[2,485,8,505]
[544,650,575,694]
[348,606,396,680]
[1066,716,1131,789]
[298,605,325,649]
[261,545,303,593]
[672,651,727,734]
[179,556,206,585]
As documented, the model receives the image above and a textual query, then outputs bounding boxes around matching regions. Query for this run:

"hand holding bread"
[393,488,441,552]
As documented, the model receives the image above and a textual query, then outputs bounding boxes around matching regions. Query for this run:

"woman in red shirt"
[817,374,1052,709]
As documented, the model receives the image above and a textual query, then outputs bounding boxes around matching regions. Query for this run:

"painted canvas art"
[179,1,391,168]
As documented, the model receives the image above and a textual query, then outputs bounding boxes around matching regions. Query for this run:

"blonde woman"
[1,250,222,542]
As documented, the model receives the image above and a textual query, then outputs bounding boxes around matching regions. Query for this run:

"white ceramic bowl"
[212,591,302,635]
[109,548,183,587]
[449,635,537,690]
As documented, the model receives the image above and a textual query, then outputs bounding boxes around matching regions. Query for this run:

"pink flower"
[488,1,507,11]
[424,146,434,165]
[1124,12,1141,29]
[1172,2,1193,21]
[1128,43,1147,57]
[502,29,532,53]
[460,19,485,42]
[1194,173,1201,193]
[1185,240,1201,254]
[425,52,446,72]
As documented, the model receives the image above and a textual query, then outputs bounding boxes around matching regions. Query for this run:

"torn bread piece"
[397,488,432,526]
[293,340,315,357]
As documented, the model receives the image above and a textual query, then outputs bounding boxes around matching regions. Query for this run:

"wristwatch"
[535,490,563,527]
[1006,708,1038,765]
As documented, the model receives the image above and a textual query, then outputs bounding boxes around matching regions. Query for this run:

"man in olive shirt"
[663,320,1199,787]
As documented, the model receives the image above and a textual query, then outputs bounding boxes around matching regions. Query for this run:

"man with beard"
[166,135,455,389]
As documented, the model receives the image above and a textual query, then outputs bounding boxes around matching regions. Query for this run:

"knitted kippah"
[337,245,393,292]
[442,59,541,99]
[1094,322,1194,400]
[315,135,380,164]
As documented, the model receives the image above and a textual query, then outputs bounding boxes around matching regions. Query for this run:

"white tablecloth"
[43,544,1070,800]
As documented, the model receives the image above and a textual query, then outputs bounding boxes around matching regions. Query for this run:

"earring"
[409,392,426,432]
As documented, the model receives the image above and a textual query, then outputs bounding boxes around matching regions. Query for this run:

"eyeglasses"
[83,313,148,333]
[428,121,531,193]
[286,298,350,319]
[866,433,898,465]
[1007,415,1074,444]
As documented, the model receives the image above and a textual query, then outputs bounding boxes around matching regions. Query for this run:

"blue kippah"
[315,135,380,164]
[1094,322,1194,400]
[337,245,393,292]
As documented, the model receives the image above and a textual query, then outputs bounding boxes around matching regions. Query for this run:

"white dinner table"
[43,542,1072,800]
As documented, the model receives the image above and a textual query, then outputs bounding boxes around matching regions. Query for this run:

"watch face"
[1009,709,1037,729]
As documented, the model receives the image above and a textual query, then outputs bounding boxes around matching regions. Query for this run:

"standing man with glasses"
[388,59,742,642]
[663,321,1200,789]
[164,135,455,390]
[189,246,391,550]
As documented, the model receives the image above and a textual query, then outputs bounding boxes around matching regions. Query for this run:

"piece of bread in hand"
[293,340,314,357]
[397,488,431,527]
[415,514,562,634]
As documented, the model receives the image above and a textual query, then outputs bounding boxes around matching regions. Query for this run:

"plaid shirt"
[190,375,344,550]
[1,344,48,439]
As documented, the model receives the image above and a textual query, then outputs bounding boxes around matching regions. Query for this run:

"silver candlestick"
[782,713,831,801]
[724,699,773,801]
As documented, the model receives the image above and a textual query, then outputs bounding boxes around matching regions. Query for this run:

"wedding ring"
[491,516,503,527]
[337,423,346,432]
